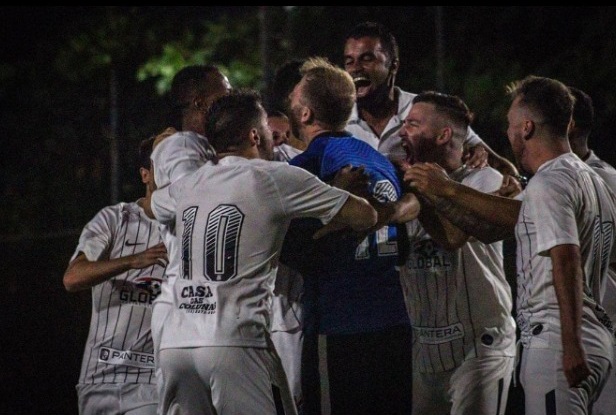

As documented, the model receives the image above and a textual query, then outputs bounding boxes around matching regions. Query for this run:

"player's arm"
[550,243,591,388]
[465,143,519,177]
[365,192,420,232]
[403,162,520,243]
[63,244,168,292]
[330,165,420,227]
[324,187,377,234]
[414,195,469,250]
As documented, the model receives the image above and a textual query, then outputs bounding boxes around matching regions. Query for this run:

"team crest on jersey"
[134,276,162,297]
[372,180,397,203]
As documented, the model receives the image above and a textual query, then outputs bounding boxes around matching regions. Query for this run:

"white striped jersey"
[71,201,166,385]
[400,165,517,373]
[150,156,350,350]
[515,153,616,356]
[584,151,616,322]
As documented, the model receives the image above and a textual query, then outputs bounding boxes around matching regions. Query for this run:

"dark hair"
[205,89,264,153]
[507,75,573,137]
[138,135,156,169]
[268,58,305,113]
[413,91,473,130]
[168,64,222,128]
[569,86,594,137]
[344,21,399,66]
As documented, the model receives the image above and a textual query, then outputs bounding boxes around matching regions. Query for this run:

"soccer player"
[403,75,616,415]
[568,85,616,415]
[342,21,520,178]
[398,91,516,414]
[63,136,168,415]
[147,65,231,408]
[283,56,419,415]
[144,89,378,415]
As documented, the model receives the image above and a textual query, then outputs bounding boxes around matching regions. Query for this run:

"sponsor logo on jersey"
[99,346,155,369]
[119,276,162,306]
[179,284,216,314]
[406,239,452,270]
[413,323,464,344]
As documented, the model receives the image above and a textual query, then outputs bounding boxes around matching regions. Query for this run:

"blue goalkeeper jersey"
[282,132,410,335]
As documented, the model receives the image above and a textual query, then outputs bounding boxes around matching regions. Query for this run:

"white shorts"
[151,299,172,415]
[159,345,298,415]
[76,383,157,415]
[413,354,514,415]
[520,347,612,415]
[271,327,303,407]
[593,345,616,415]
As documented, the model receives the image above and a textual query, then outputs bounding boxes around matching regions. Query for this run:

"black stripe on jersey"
[545,389,556,415]
[272,384,285,415]
[496,377,504,415]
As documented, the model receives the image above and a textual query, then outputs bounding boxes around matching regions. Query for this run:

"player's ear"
[389,58,399,74]
[302,106,314,124]
[523,120,535,140]
[438,127,452,144]
[249,128,260,147]
[139,167,149,185]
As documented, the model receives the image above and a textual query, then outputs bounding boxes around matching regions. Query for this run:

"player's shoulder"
[154,130,205,153]
[87,201,135,229]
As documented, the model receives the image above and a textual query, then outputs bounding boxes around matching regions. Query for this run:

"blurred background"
[2,6,615,414]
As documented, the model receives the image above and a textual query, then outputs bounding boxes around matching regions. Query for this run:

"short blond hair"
[299,57,356,130]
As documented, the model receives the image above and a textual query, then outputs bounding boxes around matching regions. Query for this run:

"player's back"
[155,156,351,350]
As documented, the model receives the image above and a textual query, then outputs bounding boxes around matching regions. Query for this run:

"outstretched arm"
[403,162,520,243]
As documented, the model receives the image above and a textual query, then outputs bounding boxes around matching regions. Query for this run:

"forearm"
[334,194,378,233]
[426,193,513,244]
[487,150,519,177]
[370,193,420,229]
[551,245,585,358]
[63,255,136,292]
[441,180,520,228]
[418,197,468,250]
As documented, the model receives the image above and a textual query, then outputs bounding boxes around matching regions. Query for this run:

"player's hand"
[493,174,522,198]
[463,144,489,169]
[130,242,168,268]
[403,162,453,197]
[330,165,371,198]
[562,344,591,388]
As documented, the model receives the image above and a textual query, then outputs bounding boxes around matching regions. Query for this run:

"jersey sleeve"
[463,126,485,147]
[150,184,177,228]
[463,166,503,193]
[526,174,579,256]
[151,133,211,188]
[274,164,350,224]
[71,204,120,262]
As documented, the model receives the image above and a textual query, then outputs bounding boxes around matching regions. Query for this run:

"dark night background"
[2,7,615,414]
